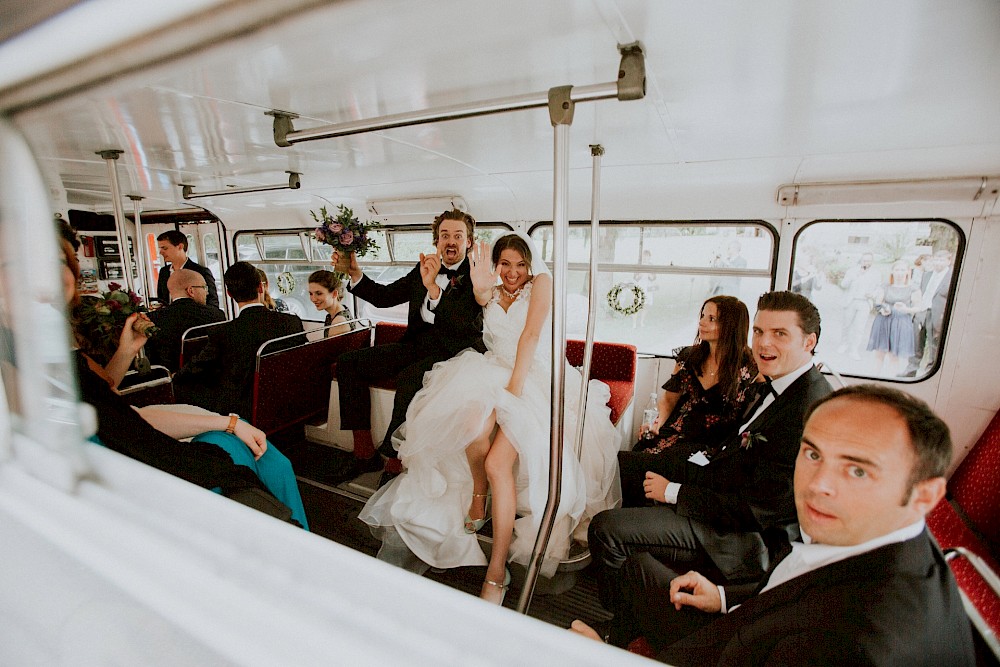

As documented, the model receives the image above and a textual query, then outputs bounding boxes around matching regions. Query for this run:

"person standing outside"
[156,230,220,309]
[331,209,485,483]
[837,252,881,360]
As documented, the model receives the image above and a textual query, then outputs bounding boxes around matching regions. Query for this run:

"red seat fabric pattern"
[948,410,1000,549]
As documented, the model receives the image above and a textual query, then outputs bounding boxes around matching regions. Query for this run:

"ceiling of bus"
[2,0,999,224]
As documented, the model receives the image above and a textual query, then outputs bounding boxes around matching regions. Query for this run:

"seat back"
[948,410,1000,549]
[178,320,227,369]
[119,365,174,407]
[566,339,637,426]
[374,321,407,346]
[251,324,373,435]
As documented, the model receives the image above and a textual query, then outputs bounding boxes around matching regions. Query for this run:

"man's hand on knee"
[669,570,721,613]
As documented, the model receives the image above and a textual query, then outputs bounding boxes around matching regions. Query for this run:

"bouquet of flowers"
[72,283,158,365]
[311,204,381,274]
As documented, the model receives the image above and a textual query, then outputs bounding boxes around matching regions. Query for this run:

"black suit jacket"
[673,365,832,579]
[146,298,226,372]
[657,530,975,666]
[173,306,304,417]
[350,259,485,355]
[157,259,220,309]
[919,268,952,331]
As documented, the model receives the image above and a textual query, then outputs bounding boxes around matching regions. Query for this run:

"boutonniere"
[449,275,464,289]
[740,431,768,450]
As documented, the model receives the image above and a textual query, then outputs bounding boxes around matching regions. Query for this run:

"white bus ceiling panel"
[0,1,993,225]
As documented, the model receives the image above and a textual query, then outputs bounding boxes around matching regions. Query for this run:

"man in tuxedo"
[590,291,832,611]
[145,268,225,372]
[156,230,220,309]
[174,261,304,418]
[331,209,485,483]
[901,249,953,377]
[573,384,975,665]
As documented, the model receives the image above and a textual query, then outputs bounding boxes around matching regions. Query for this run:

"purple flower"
[108,282,122,292]
[315,228,326,242]
[107,299,123,312]
[340,230,354,246]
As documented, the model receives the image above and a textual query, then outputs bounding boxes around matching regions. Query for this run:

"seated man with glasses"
[147,268,226,373]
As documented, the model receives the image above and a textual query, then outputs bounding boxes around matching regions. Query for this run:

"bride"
[360,232,621,603]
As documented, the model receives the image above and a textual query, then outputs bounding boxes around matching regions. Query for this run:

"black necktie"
[741,377,775,423]
[439,266,458,279]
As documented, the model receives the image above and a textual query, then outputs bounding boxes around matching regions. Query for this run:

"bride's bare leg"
[465,411,496,525]
[482,428,518,603]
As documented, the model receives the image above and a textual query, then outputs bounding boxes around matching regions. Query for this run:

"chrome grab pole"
[517,87,574,614]
[269,42,645,147]
[129,194,151,307]
[98,150,149,371]
[97,150,135,295]
[572,145,604,459]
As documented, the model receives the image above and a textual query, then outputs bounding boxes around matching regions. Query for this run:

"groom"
[331,209,486,483]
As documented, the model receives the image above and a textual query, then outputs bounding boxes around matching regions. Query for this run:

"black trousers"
[336,341,454,457]
[609,552,720,652]
[589,505,724,613]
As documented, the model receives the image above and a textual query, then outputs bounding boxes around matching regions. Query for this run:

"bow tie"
[439,266,459,279]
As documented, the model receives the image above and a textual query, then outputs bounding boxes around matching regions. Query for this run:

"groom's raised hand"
[420,251,442,298]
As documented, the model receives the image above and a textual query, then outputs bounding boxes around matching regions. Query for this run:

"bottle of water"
[641,392,658,439]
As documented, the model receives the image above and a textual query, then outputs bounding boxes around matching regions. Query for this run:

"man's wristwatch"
[225,413,239,434]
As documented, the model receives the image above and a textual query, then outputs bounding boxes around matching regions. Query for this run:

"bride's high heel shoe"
[464,492,490,534]
[481,567,511,605]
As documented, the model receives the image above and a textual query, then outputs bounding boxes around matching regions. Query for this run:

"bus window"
[201,232,223,304]
[790,220,962,382]
[530,222,774,356]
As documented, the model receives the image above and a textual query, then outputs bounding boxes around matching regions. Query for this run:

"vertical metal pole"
[572,145,604,459]
[517,86,574,613]
[129,194,150,306]
[96,150,134,294]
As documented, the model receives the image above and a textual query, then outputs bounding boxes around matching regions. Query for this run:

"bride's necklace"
[500,283,523,300]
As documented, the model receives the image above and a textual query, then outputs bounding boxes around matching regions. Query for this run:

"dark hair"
[691,296,752,403]
[431,208,475,244]
[156,230,188,251]
[308,270,345,298]
[57,219,80,251]
[805,384,952,499]
[224,261,262,302]
[491,234,532,269]
[756,290,821,353]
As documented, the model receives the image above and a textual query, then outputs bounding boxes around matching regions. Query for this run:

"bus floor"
[283,438,614,629]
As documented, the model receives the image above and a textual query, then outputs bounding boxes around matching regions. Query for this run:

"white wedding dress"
[359,280,622,575]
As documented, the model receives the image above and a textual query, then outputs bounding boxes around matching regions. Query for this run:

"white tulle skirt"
[359,348,622,576]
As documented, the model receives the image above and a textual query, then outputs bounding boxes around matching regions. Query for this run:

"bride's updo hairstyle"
[491,234,532,274]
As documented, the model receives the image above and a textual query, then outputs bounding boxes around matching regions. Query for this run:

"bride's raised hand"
[469,240,496,304]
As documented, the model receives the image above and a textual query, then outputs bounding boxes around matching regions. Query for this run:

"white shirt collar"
[237,302,264,315]
[770,359,815,395]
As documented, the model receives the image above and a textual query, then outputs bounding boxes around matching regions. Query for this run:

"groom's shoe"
[327,452,382,484]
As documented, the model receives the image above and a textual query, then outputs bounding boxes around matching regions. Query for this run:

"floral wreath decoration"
[276,271,295,295]
[606,282,647,316]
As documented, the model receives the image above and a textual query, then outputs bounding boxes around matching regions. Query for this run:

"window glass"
[530,222,774,355]
[791,220,961,381]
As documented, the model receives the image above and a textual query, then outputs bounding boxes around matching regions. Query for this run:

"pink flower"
[315,228,326,241]
[329,223,343,234]
[339,230,354,246]
[108,282,122,292]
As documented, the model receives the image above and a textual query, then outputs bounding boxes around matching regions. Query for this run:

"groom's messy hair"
[431,208,475,243]
[492,234,532,269]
